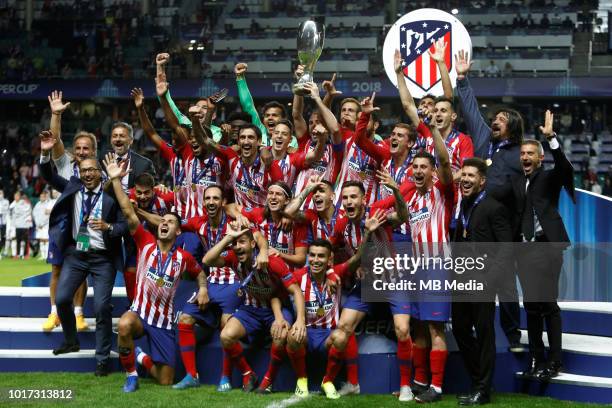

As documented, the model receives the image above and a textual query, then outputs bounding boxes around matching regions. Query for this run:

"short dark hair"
[495,108,524,145]
[413,150,436,168]
[420,94,436,104]
[111,122,134,139]
[315,179,334,192]
[239,123,262,140]
[262,101,287,118]
[203,184,224,198]
[275,118,294,135]
[462,158,488,177]
[227,111,252,124]
[309,239,332,253]
[166,212,182,226]
[134,172,155,189]
[434,96,454,112]
[341,180,365,195]
[393,123,417,143]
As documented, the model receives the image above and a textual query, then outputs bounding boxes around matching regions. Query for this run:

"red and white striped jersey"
[406,179,454,258]
[302,208,345,241]
[272,150,307,189]
[241,207,308,257]
[334,127,381,208]
[216,146,283,209]
[131,225,202,329]
[294,136,344,209]
[223,252,295,308]
[294,263,349,329]
[159,142,190,220]
[421,129,474,175]
[181,212,237,284]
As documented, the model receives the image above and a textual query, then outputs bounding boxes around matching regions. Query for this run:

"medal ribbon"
[487,139,511,160]
[458,190,487,232]
[155,245,176,281]
[80,188,102,226]
[205,212,227,249]
[191,153,216,186]
[307,267,327,310]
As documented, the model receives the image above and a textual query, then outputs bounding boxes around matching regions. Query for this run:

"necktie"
[83,191,94,223]
[521,178,534,241]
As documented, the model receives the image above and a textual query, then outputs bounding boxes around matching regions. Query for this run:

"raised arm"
[39,130,68,192]
[202,224,249,267]
[455,50,491,158]
[540,110,575,196]
[48,91,70,160]
[321,73,343,108]
[234,62,269,146]
[428,38,453,99]
[292,65,308,139]
[135,207,163,227]
[131,87,163,149]
[394,49,420,126]
[303,124,326,166]
[355,93,388,163]
[284,175,323,222]
[103,153,139,233]
[376,169,409,227]
[428,113,453,186]
[303,82,342,145]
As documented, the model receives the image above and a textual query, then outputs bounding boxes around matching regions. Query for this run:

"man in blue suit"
[39,130,128,376]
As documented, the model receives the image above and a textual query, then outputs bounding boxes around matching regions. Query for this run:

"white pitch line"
[266,394,313,408]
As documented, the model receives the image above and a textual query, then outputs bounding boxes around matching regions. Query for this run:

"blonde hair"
[73,131,98,154]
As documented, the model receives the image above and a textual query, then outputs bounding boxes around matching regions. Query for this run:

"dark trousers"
[452,301,496,393]
[0,224,6,251]
[517,244,564,363]
[15,227,29,255]
[56,247,117,363]
[496,265,521,345]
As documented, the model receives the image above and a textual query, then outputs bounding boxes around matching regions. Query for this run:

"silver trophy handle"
[293,20,325,96]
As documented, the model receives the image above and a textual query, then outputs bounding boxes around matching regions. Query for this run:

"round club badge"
[382,8,472,99]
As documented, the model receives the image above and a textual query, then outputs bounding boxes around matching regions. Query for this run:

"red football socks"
[397,338,413,387]
[222,350,232,378]
[178,323,197,377]
[323,346,345,383]
[119,347,136,374]
[262,343,287,384]
[286,345,307,378]
[430,349,449,391]
[224,342,252,376]
[345,334,359,385]
[412,345,430,385]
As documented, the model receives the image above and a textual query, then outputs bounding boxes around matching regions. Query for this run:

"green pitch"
[0,373,602,408]
[0,258,50,286]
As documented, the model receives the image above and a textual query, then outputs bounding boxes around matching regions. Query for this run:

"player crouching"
[104,154,208,393]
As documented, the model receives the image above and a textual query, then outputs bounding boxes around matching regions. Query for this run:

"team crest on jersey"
[383,8,472,99]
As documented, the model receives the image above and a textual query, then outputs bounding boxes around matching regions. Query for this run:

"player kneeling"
[104,154,208,393]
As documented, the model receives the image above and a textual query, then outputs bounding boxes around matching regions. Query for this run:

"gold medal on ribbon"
[173,186,180,192]
[236,288,243,297]
[463,229,468,238]
[156,277,165,287]
[191,183,197,192]
[359,171,367,180]
[485,159,492,166]
[316,307,325,317]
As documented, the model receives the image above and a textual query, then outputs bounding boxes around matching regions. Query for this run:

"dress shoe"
[508,341,525,353]
[458,391,491,405]
[95,360,110,377]
[522,357,544,378]
[457,393,473,403]
[52,342,80,355]
[536,361,562,381]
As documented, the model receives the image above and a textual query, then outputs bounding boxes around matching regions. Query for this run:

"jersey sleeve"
[297,130,310,153]
[330,216,347,247]
[158,190,175,207]
[183,251,203,279]
[332,261,351,280]
[269,255,296,289]
[158,142,176,163]
[354,112,389,163]
[268,160,283,183]
[241,207,263,225]
[216,144,239,162]
[290,151,307,171]
[132,223,155,247]
[293,222,309,248]
[458,134,475,165]
[292,266,307,283]
[221,250,238,269]
[181,216,206,233]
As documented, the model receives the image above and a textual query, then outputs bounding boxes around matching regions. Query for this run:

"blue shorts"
[125,254,137,268]
[46,239,63,265]
[137,315,176,367]
[176,232,203,264]
[232,304,294,343]
[182,282,243,327]
[387,291,414,316]
[392,232,412,243]
[342,283,373,314]
[307,328,331,354]
[410,265,451,322]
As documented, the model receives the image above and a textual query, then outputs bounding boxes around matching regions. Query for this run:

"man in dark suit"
[110,122,156,190]
[510,110,574,381]
[451,158,514,405]
[39,130,128,376]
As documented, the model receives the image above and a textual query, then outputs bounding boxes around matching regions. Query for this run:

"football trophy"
[292,20,325,96]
